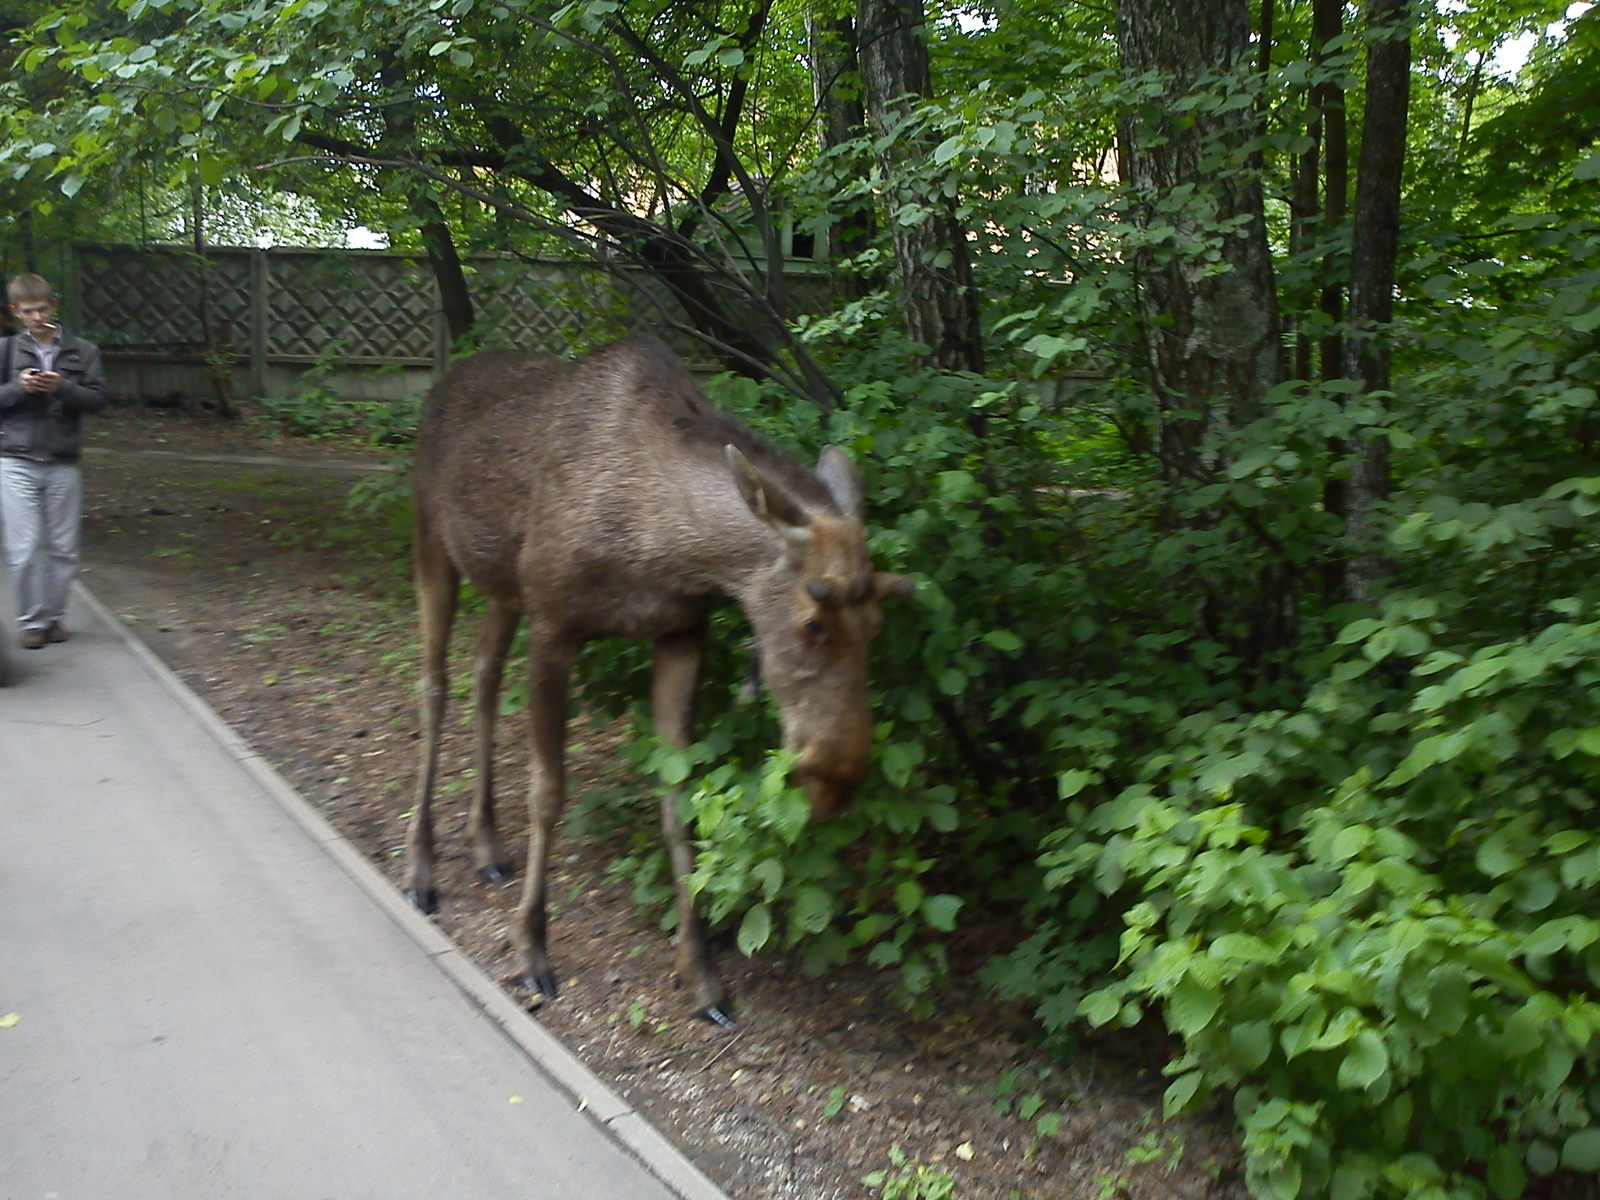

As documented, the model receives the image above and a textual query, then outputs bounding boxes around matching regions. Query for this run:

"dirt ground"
[71,406,1245,1200]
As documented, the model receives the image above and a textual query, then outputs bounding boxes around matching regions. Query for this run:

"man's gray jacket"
[0,328,108,463]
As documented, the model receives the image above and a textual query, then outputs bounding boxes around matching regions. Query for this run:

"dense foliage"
[5,1,1599,1196]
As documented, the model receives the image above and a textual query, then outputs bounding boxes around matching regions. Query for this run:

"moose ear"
[726,445,811,542]
[815,445,864,518]
[874,572,915,602]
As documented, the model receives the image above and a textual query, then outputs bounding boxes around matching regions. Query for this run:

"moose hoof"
[520,970,560,1003]
[404,887,439,915]
[699,1003,738,1031]
[477,864,515,888]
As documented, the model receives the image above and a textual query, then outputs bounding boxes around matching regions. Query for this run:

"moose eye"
[802,617,825,638]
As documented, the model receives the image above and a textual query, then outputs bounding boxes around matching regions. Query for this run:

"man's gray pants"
[0,457,83,632]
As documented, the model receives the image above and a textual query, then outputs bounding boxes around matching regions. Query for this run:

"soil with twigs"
[74,405,1245,1200]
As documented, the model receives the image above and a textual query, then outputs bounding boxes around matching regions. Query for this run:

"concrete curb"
[73,582,730,1200]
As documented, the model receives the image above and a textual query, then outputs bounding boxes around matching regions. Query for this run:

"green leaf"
[736,904,772,957]
[751,858,783,901]
[1476,833,1525,879]
[790,885,833,935]
[894,879,925,915]
[921,893,962,931]
[1546,831,1591,855]
[1563,1128,1600,1171]
[1228,1020,1273,1071]
[1330,1162,1378,1200]
[1057,769,1093,799]
[1210,933,1274,962]
[1337,1030,1389,1093]
[1168,975,1221,1038]
[1336,617,1383,645]
[1330,824,1371,862]
[1268,1159,1303,1199]
[1163,1070,1203,1118]
[1080,990,1121,1027]
[880,740,921,788]
[772,787,810,843]
[982,629,1024,654]
[1528,1139,1560,1176]
[821,1083,846,1118]
[657,752,691,786]
[1487,1143,1526,1199]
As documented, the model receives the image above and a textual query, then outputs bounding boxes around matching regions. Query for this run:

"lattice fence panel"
[77,244,252,354]
[265,251,439,363]
[465,259,707,361]
[468,258,605,353]
[73,242,830,384]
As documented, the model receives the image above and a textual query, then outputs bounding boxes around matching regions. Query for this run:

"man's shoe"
[19,628,46,650]
[45,623,68,644]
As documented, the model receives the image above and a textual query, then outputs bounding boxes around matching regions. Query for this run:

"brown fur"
[406,336,908,1021]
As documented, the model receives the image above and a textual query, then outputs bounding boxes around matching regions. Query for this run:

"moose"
[405,336,911,1027]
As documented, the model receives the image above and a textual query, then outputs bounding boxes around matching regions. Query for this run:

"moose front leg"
[653,632,734,1028]
[404,524,460,914]
[468,600,520,887]
[511,643,573,1003]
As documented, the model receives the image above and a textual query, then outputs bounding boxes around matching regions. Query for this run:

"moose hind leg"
[653,633,733,1028]
[511,643,573,1002]
[469,600,520,886]
[404,521,459,914]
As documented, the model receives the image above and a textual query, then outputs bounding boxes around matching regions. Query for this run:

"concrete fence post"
[250,249,268,400]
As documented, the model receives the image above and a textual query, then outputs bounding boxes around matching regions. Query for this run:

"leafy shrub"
[983,219,1600,1195]
[256,346,422,447]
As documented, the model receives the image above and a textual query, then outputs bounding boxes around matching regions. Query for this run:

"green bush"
[980,219,1600,1195]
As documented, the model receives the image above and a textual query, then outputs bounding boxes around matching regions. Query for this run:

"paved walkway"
[0,586,727,1200]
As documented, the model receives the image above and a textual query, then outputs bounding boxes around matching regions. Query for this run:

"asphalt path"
[0,584,727,1200]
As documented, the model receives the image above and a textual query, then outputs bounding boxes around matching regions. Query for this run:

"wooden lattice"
[70,243,751,367]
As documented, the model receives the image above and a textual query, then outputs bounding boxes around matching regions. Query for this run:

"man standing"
[0,273,107,649]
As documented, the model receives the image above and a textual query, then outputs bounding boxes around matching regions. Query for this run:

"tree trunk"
[190,169,234,419]
[1455,49,1486,160]
[1342,0,1412,603]
[1314,0,1348,384]
[855,0,983,373]
[1290,123,1320,380]
[1311,0,1350,601]
[806,4,879,301]
[1117,0,1281,481]
[418,203,474,347]
[380,52,475,347]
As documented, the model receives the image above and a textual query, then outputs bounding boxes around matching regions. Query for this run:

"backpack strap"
[1,334,11,382]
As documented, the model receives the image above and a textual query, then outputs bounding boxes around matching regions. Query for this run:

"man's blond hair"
[7,274,55,306]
